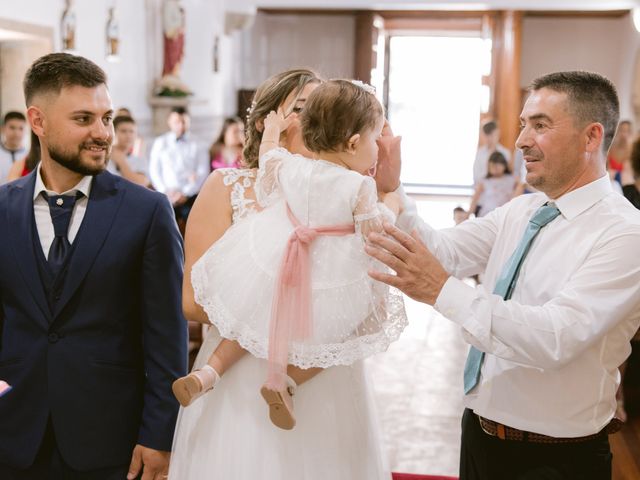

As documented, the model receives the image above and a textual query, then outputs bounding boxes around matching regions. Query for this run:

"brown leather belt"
[477,414,622,444]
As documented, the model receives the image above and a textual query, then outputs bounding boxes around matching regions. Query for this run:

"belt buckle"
[479,418,494,437]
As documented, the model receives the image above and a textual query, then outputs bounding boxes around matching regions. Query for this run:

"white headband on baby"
[350,79,376,95]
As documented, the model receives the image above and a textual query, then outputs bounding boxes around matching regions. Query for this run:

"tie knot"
[529,202,560,228]
[42,191,83,210]
[293,225,317,244]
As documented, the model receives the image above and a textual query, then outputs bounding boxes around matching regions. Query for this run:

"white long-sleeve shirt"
[149,132,209,197]
[395,174,640,437]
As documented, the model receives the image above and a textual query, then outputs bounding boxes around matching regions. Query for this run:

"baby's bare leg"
[287,365,322,385]
[207,338,247,375]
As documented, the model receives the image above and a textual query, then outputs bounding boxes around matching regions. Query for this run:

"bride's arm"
[182,171,234,324]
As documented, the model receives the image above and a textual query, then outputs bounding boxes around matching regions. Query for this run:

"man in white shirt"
[149,107,209,230]
[368,71,640,479]
[472,120,511,185]
[0,111,27,184]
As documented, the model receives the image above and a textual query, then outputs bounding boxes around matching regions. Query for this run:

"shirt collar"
[33,163,93,201]
[551,174,612,221]
[169,131,190,143]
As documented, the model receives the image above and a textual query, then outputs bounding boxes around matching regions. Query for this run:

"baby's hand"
[264,109,292,133]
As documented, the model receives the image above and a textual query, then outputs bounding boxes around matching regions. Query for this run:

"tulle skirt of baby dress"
[168,327,391,480]
[191,198,407,377]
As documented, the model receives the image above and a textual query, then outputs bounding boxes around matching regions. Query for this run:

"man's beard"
[48,141,110,176]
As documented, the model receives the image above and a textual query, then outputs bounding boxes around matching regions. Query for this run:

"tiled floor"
[366,196,470,477]
[368,297,466,477]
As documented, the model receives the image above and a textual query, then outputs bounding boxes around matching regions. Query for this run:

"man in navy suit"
[0,53,187,478]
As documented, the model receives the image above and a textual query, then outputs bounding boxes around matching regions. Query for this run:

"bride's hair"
[243,68,322,168]
[301,80,383,153]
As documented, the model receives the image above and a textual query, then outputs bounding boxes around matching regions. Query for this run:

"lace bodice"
[218,168,258,223]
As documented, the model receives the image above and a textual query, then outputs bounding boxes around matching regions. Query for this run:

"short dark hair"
[301,80,383,153]
[113,115,135,130]
[3,111,26,125]
[23,53,107,106]
[453,206,465,213]
[482,120,498,136]
[529,71,620,152]
[171,106,188,116]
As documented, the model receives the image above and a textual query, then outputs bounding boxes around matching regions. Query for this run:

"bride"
[169,68,402,480]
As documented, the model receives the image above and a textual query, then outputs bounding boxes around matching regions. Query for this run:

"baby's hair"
[301,80,383,153]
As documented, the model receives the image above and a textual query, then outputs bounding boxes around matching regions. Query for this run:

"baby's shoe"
[172,365,220,407]
[260,376,297,430]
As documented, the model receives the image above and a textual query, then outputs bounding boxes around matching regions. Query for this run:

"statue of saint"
[61,0,76,51]
[157,0,191,96]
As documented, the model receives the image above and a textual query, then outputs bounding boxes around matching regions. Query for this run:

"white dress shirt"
[396,174,640,437]
[33,165,92,257]
[148,132,209,197]
[106,153,149,177]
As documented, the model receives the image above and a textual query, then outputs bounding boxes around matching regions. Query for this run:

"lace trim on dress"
[191,262,408,369]
[218,168,258,223]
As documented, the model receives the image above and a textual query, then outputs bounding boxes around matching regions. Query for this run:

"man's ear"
[584,122,604,154]
[346,133,360,154]
[27,106,45,137]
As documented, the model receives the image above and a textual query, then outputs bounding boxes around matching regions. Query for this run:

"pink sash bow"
[265,204,355,390]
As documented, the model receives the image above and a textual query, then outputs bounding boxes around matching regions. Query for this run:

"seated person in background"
[472,120,511,185]
[109,115,151,187]
[0,111,27,184]
[468,151,522,217]
[149,106,209,229]
[115,106,145,157]
[7,130,40,181]
[210,116,244,170]
[609,119,634,186]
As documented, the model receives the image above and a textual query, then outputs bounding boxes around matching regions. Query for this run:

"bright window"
[387,35,490,187]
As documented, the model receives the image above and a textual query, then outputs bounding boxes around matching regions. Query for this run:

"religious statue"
[156,0,192,96]
[60,0,76,51]
[106,6,119,60]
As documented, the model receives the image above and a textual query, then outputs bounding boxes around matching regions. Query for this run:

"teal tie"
[463,202,561,394]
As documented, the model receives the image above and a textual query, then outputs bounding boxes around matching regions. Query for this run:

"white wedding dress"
[169,165,394,480]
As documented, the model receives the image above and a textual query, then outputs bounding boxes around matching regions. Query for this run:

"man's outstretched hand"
[375,121,402,194]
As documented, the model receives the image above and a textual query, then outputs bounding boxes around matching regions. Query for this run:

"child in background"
[468,151,521,217]
[173,80,407,430]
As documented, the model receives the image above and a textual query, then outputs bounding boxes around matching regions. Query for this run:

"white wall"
[238,12,356,89]
[521,13,640,121]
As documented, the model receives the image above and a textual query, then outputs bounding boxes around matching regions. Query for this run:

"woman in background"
[209,116,244,170]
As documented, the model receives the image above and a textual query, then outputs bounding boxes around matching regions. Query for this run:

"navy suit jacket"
[0,170,188,470]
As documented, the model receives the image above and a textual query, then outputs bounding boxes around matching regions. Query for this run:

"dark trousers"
[0,419,133,480]
[460,408,612,480]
